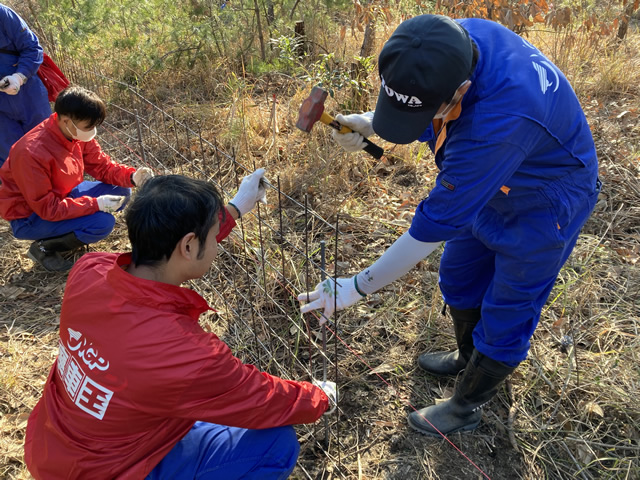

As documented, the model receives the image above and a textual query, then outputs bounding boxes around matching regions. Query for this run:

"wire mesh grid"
[52,51,349,476]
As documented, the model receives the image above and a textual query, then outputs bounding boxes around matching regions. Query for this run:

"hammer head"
[296,86,328,133]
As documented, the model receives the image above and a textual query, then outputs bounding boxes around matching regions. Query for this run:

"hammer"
[296,86,384,159]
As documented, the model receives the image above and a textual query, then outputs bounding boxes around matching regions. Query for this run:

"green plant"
[268,34,305,75]
[303,53,375,111]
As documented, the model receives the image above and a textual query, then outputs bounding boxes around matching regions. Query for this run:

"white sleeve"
[354,232,441,295]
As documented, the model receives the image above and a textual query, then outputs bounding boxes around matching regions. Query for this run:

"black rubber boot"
[418,306,481,376]
[39,232,86,253]
[408,350,516,436]
[27,241,74,272]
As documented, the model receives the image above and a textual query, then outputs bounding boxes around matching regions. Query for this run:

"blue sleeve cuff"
[409,199,464,243]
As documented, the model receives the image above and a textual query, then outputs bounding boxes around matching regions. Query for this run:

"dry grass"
[1,23,640,480]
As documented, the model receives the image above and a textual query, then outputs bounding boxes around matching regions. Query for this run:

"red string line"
[322,320,492,480]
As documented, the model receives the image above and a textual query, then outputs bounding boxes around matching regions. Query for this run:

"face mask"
[433,93,461,120]
[69,119,97,142]
[433,81,469,120]
[432,108,449,121]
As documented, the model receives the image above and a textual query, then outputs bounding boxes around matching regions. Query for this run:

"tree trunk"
[253,0,266,60]
[353,5,376,111]
[290,0,301,20]
[360,17,376,58]
[266,0,274,25]
[294,20,307,57]
[617,1,639,41]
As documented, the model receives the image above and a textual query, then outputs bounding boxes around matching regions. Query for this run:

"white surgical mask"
[69,119,97,142]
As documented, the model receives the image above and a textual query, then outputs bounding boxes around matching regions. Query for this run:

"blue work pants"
[146,422,300,480]
[10,181,130,244]
[438,168,601,366]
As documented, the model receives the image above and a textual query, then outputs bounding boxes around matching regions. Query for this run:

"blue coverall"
[0,4,51,167]
[411,19,600,366]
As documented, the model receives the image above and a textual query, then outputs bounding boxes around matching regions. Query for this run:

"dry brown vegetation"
[2,13,640,480]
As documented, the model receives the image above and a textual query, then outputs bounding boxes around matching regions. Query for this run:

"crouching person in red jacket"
[0,86,154,272]
[24,173,336,480]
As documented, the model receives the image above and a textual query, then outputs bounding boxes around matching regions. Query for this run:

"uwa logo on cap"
[381,76,422,108]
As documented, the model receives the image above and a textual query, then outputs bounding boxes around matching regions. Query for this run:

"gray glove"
[97,195,126,213]
[0,73,26,95]
[331,112,375,153]
[132,167,154,187]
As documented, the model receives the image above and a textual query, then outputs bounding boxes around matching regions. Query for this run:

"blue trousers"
[147,423,300,480]
[0,76,51,167]
[439,168,601,366]
[10,181,130,245]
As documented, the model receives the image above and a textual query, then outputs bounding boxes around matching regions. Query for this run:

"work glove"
[229,168,267,217]
[132,167,154,187]
[298,276,365,325]
[97,195,126,213]
[0,73,26,95]
[331,112,374,153]
[313,379,338,415]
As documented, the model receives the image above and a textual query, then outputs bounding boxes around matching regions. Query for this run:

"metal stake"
[134,109,147,165]
[320,240,329,449]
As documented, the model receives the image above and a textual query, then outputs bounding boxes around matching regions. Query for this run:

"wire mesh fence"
[52,50,349,477]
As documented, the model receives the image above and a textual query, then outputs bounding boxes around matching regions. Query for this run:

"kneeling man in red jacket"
[0,86,154,271]
[24,172,335,479]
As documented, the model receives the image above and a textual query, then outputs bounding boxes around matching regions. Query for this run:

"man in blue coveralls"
[0,3,51,167]
[298,15,600,436]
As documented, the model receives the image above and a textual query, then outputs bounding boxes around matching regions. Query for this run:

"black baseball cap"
[372,15,474,144]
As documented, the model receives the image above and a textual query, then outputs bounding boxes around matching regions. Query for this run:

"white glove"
[313,379,338,415]
[132,167,154,187]
[229,168,267,217]
[331,112,374,153]
[0,73,26,95]
[97,195,126,213]
[298,276,365,325]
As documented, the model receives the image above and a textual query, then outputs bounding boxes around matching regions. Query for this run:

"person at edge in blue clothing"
[0,86,154,272]
[0,3,51,167]
[297,15,601,436]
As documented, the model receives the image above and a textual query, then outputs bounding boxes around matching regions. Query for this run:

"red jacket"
[24,214,328,479]
[0,113,135,221]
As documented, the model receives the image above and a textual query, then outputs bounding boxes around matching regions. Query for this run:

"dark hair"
[125,175,224,267]
[54,86,106,128]
[443,39,479,105]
